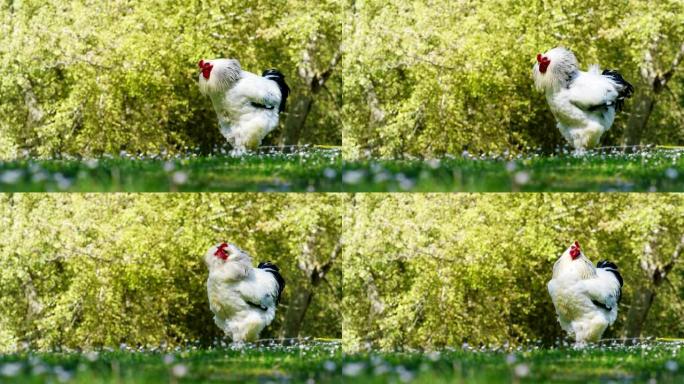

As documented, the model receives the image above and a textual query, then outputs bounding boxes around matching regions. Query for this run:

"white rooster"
[547,241,624,346]
[204,242,285,344]
[197,59,290,154]
[533,47,634,152]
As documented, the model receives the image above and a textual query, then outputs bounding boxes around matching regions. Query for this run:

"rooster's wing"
[567,71,620,112]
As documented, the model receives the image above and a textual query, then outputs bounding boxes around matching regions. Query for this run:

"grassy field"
[0,147,342,192]
[343,147,684,192]
[1,147,683,192]
[0,340,343,384]
[344,340,684,383]
[1,340,682,383]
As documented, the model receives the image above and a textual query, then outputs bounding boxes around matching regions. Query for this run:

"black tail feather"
[602,69,634,112]
[591,299,613,311]
[596,260,618,271]
[597,259,623,303]
[262,69,290,113]
[597,260,623,287]
[258,261,285,304]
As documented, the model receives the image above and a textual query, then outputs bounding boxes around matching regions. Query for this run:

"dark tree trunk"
[623,234,683,338]
[281,287,314,338]
[283,95,314,146]
[281,47,341,146]
[624,43,684,145]
[624,287,656,339]
[281,241,341,338]
[624,92,655,146]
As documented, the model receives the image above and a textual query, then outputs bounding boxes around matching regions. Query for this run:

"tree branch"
[310,238,341,286]
[659,42,684,88]
[315,49,342,88]
[662,233,684,278]
[640,230,683,285]
[308,49,342,94]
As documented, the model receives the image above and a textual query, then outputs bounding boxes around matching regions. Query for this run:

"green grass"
[343,147,684,192]
[344,341,684,383]
[2,147,683,192]
[0,148,342,192]
[0,341,343,383]
[2,341,683,383]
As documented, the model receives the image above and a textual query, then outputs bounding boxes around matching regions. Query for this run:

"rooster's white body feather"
[198,59,289,154]
[205,243,284,343]
[533,47,633,152]
[547,242,623,345]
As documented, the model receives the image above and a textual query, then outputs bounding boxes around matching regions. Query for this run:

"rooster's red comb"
[569,241,581,259]
[198,60,205,68]
[214,242,229,259]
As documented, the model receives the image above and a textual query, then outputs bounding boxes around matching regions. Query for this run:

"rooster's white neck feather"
[533,47,580,92]
[198,59,242,96]
[204,243,253,281]
[552,250,596,281]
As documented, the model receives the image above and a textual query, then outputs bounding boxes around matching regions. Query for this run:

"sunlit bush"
[0,0,342,159]
[343,0,684,158]
[0,193,343,351]
[343,194,684,350]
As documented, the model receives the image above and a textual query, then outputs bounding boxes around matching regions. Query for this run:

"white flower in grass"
[0,363,22,377]
[396,365,414,383]
[514,363,530,377]
[342,170,365,184]
[54,173,73,190]
[85,159,99,169]
[164,161,175,172]
[427,159,441,169]
[54,366,73,383]
[0,170,23,184]
[505,354,516,365]
[172,364,188,377]
[506,161,517,172]
[323,360,336,372]
[665,360,678,372]
[323,168,337,179]
[172,171,188,185]
[163,354,175,365]
[514,171,531,185]
[342,362,365,377]
[85,351,99,362]
[396,173,415,190]
[665,168,678,179]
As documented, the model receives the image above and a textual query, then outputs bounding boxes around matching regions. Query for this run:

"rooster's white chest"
[551,284,590,319]
[206,277,242,316]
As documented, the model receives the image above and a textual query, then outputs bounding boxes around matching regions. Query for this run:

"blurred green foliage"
[0,0,342,159]
[343,0,684,158]
[343,194,684,351]
[0,149,343,192]
[1,341,684,382]
[0,193,343,351]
